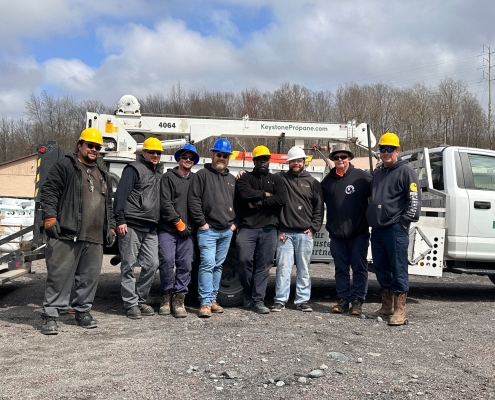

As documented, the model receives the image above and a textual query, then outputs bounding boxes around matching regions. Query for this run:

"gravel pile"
[0,257,494,399]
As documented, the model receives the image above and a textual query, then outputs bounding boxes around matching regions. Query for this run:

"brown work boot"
[388,292,408,326]
[198,304,211,318]
[172,293,187,318]
[159,291,172,316]
[210,302,224,313]
[368,289,394,319]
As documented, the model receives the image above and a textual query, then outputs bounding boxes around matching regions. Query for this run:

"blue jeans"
[329,232,370,303]
[236,228,277,303]
[197,227,233,305]
[371,223,409,295]
[274,232,314,305]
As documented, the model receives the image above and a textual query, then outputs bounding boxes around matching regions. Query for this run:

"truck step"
[450,268,495,276]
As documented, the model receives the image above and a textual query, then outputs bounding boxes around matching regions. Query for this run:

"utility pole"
[484,45,493,146]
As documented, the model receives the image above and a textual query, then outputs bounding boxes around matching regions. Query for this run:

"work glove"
[44,217,61,239]
[106,228,117,247]
[174,219,187,232]
[178,226,192,238]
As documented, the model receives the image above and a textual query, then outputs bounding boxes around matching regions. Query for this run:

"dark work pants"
[236,228,277,303]
[370,223,409,295]
[158,230,194,294]
[329,232,370,303]
[42,238,103,318]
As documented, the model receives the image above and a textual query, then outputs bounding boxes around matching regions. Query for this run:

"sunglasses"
[215,152,229,159]
[333,155,349,161]
[86,143,102,151]
[146,150,162,155]
[380,147,396,153]
[179,155,195,161]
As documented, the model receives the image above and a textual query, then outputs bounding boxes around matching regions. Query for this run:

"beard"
[254,166,269,174]
[212,161,227,171]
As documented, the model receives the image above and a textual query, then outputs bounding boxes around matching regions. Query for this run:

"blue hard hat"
[210,138,232,154]
[174,143,200,165]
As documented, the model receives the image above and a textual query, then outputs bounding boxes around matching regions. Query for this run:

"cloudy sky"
[1,0,494,119]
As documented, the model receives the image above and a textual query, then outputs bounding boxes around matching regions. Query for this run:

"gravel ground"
[1,257,495,400]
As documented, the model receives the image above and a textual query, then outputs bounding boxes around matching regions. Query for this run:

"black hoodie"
[158,167,194,233]
[321,164,372,239]
[366,159,421,229]
[188,163,236,230]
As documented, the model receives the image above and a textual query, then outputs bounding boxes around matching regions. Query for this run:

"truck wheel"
[488,275,495,285]
[217,248,243,307]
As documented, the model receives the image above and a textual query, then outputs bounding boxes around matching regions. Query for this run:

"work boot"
[75,311,97,329]
[126,305,142,319]
[368,289,394,319]
[332,298,349,314]
[159,291,172,316]
[139,304,155,316]
[350,299,363,316]
[172,293,187,318]
[252,302,270,314]
[388,292,408,326]
[198,304,211,318]
[41,316,58,335]
[211,302,224,313]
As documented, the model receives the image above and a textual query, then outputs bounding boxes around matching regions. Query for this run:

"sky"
[1,0,494,120]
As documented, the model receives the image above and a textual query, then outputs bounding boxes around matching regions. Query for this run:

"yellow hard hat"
[142,137,163,151]
[252,145,271,158]
[79,128,103,145]
[378,132,400,147]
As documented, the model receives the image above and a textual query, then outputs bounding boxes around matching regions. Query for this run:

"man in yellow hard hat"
[114,137,164,319]
[235,145,287,314]
[39,128,116,334]
[366,132,421,326]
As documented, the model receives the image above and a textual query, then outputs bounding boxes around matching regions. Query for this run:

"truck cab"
[402,146,495,280]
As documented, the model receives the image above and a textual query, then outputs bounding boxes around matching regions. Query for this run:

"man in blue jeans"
[366,132,421,326]
[235,145,287,314]
[320,143,372,316]
[188,138,237,318]
[272,146,323,313]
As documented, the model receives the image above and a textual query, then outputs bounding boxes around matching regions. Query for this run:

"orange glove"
[110,228,116,235]
[174,219,186,232]
[44,217,57,229]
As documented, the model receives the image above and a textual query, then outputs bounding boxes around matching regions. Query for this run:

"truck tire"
[217,248,244,307]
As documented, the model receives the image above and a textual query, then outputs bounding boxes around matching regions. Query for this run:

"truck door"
[459,150,495,260]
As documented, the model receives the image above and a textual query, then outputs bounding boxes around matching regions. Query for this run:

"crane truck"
[3,94,495,306]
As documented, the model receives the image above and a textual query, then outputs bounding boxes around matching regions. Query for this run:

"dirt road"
[1,258,494,399]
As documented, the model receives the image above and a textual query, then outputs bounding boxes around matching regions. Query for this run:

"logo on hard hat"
[345,185,355,194]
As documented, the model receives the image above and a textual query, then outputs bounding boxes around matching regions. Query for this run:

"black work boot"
[75,311,98,329]
[41,316,59,335]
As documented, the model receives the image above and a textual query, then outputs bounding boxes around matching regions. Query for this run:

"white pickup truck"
[402,145,495,284]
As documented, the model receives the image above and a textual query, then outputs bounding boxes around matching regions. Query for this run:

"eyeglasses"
[179,155,195,161]
[86,143,102,151]
[215,152,229,159]
[380,147,396,153]
[146,150,162,155]
[333,155,349,161]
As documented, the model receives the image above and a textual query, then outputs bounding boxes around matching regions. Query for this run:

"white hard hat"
[287,146,307,161]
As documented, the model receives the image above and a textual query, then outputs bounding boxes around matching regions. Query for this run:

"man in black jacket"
[321,143,372,316]
[366,132,421,326]
[188,138,237,318]
[157,144,199,318]
[39,128,116,335]
[114,137,164,320]
[272,146,324,313]
[235,145,287,314]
